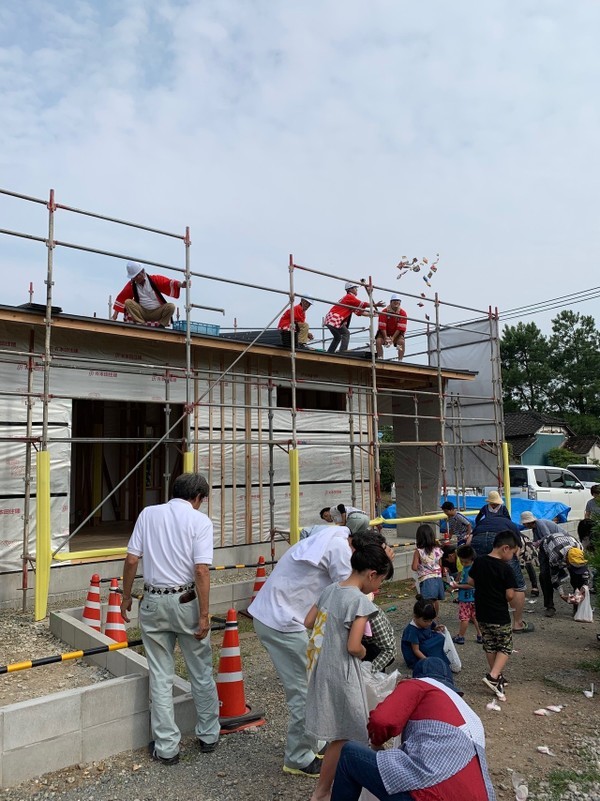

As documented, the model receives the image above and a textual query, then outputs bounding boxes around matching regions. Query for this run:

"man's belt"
[143,582,195,595]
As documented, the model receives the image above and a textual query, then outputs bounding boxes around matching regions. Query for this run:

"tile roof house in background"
[563,434,600,464]
[504,411,573,464]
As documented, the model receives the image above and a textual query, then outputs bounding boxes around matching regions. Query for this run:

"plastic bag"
[574,586,594,623]
[443,628,462,673]
[360,662,399,711]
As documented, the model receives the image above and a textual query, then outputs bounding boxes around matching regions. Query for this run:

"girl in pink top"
[411,524,445,615]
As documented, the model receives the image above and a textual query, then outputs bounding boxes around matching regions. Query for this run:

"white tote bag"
[443,628,462,673]
[574,586,594,623]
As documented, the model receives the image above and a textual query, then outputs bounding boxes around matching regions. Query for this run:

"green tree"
[548,311,600,417]
[546,447,584,468]
[500,322,552,411]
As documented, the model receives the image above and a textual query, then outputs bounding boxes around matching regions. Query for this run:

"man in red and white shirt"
[376,294,408,360]
[112,261,187,327]
[324,282,384,353]
[331,657,496,801]
[277,298,314,348]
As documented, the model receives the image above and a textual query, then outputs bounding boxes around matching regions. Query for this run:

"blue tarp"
[381,496,571,530]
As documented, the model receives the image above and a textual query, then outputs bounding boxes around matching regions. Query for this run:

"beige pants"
[297,322,311,345]
[124,299,175,327]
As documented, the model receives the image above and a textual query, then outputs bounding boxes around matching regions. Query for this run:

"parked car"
[508,464,588,520]
[567,464,600,489]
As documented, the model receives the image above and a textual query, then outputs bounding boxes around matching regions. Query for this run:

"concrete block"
[211,583,235,606]
[174,692,197,735]
[3,691,81,750]
[55,615,76,649]
[2,731,82,787]
[72,622,105,651]
[124,650,149,676]
[82,711,150,762]
[81,675,149,728]
[232,580,254,602]
[106,649,129,678]
[173,675,192,696]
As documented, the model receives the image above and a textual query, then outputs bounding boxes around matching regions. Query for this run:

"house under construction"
[0,187,505,613]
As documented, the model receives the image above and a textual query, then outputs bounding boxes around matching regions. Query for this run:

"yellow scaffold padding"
[182,450,194,473]
[289,449,300,545]
[502,441,511,517]
[34,450,51,621]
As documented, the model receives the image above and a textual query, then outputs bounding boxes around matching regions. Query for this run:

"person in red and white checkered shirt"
[324,282,384,353]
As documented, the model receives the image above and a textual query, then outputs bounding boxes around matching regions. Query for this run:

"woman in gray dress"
[304,541,394,801]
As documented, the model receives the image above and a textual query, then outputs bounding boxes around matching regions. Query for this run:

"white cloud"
[0,0,599,341]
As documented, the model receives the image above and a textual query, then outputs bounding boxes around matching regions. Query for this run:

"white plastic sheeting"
[428,318,502,491]
[195,382,372,544]
[0,394,71,572]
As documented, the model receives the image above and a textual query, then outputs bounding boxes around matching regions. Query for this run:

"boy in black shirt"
[468,530,520,699]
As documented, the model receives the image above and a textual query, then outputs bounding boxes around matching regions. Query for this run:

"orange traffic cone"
[104,578,127,643]
[216,609,266,734]
[250,556,266,603]
[82,573,102,631]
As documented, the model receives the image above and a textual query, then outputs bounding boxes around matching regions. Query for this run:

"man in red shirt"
[112,261,187,328]
[277,298,314,349]
[331,657,496,801]
[375,294,408,360]
[324,282,384,353]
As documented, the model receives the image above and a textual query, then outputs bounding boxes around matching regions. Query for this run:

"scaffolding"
[0,187,506,618]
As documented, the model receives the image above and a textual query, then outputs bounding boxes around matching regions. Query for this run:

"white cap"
[390,294,401,303]
[344,281,359,291]
[126,261,144,279]
[520,511,536,524]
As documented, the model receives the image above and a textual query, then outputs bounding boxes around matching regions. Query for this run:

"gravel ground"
[1,579,600,801]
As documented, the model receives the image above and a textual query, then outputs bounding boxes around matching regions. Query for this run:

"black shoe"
[544,608,556,618]
[482,673,505,699]
[283,757,321,777]
[198,739,219,754]
[148,741,180,765]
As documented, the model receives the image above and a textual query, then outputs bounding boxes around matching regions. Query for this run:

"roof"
[510,435,537,459]
[564,435,600,455]
[504,411,573,438]
[0,304,477,390]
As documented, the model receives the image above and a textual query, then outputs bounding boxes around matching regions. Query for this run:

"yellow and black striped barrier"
[0,617,228,675]
[0,639,142,674]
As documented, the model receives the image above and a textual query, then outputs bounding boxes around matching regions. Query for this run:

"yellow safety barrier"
[289,448,300,545]
[34,451,52,621]
[369,509,479,528]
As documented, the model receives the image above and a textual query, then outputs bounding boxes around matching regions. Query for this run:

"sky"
[1,0,599,353]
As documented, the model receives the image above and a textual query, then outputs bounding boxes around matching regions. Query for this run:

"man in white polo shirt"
[248,526,355,778]
[120,473,220,764]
